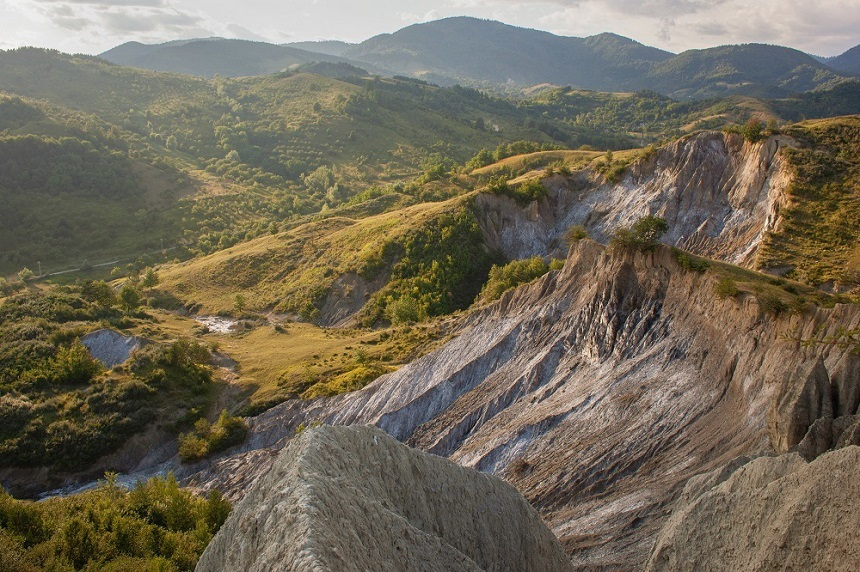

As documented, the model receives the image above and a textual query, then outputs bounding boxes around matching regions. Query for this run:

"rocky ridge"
[475,131,791,269]
[196,425,573,572]
[186,240,860,569]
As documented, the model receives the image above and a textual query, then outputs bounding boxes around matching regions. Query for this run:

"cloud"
[25,0,212,43]
[100,8,202,33]
[34,0,169,5]
[3,0,859,58]
[694,21,728,37]
[524,0,860,55]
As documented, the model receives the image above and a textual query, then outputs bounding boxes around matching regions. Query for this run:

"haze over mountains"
[100,16,859,99]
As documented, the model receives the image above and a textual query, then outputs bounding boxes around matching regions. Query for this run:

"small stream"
[37,462,175,500]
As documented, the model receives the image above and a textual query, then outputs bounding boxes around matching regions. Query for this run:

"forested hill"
[100,38,380,79]
[341,17,672,91]
[99,16,853,99]
[825,44,860,75]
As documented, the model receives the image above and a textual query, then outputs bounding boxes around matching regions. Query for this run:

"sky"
[0,0,858,57]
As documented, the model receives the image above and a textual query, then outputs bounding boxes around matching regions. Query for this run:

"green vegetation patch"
[757,117,860,287]
[610,215,669,253]
[0,474,230,571]
[0,286,216,473]
[360,205,495,325]
[178,410,248,464]
[476,256,560,303]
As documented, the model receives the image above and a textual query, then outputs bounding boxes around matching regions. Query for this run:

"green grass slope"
[757,116,860,287]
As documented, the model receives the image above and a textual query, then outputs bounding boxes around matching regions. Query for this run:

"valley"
[1,18,859,572]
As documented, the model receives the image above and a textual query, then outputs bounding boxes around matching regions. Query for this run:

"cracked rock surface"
[196,425,572,572]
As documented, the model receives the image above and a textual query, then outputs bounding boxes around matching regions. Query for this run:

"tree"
[140,267,159,289]
[565,225,589,246]
[631,215,669,246]
[118,282,141,313]
[81,280,115,307]
[54,339,102,384]
[741,118,764,143]
[466,148,493,171]
[233,293,246,314]
[17,267,33,282]
[610,215,669,252]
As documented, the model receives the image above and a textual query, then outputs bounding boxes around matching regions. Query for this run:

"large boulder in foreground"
[646,446,860,571]
[196,425,572,572]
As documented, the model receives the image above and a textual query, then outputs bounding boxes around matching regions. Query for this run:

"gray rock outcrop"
[196,425,572,572]
[80,328,147,367]
[646,446,860,572]
[766,357,834,453]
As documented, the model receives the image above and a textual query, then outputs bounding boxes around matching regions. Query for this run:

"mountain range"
[100,16,859,99]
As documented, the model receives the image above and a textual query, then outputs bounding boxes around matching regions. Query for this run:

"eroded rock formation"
[196,425,572,572]
[187,241,859,569]
[80,328,147,368]
[475,132,792,268]
[646,446,860,572]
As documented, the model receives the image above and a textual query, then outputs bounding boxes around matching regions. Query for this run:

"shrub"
[477,257,549,303]
[485,176,546,205]
[53,338,102,385]
[302,363,392,398]
[564,225,588,245]
[0,474,230,570]
[675,251,710,273]
[0,395,34,437]
[714,277,740,299]
[178,410,247,463]
[610,215,668,252]
[384,295,426,325]
[757,292,789,316]
[741,118,765,143]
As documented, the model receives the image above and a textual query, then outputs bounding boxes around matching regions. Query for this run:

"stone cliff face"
[196,425,573,572]
[474,132,792,268]
[186,241,859,570]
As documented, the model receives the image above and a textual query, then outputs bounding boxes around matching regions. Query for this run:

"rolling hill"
[646,43,848,99]
[825,44,860,75]
[99,38,364,78]
[284,40,355,57]
[99,17,854,99]
[341,17,672,91]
